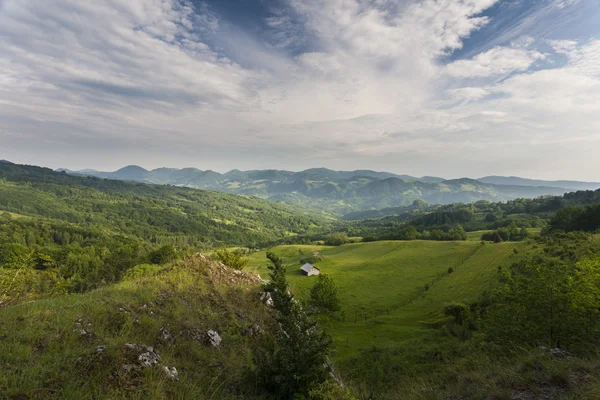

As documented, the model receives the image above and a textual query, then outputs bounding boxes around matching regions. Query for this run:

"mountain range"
[58,165,600,215]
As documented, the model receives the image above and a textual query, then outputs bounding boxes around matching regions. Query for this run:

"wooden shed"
[300,263,320,276]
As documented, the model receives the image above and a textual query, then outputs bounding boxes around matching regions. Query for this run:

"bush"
[301,252,324,265]
[212,248,248,270]
[444,302,470,325]
[309,274,341,313]
[123,264,164,280]
[308,381,357,400]
[325,232,350,246]
[149,244,177,265]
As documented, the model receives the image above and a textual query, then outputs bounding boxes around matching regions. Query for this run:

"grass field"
[247,239,534,359]
[465,228,541,241]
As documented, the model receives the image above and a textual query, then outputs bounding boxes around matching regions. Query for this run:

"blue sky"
[0,0,599,179]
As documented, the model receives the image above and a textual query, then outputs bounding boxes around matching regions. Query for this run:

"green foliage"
[0,243,33,269]
[309,274,341,313]
[481,222,530,242]
[149,244,177,265]
[254,252,332,397]
[122,263,164,280]
[444,302,470,325]
[0,162,328,249]
[484,255,600,352]
[324,232,350,246]
[213,248,249,270]
[549,204,600,233]
[300,252,324,265]
[308,381,357,400]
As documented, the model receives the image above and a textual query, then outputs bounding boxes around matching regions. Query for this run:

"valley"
[1,161,600,399]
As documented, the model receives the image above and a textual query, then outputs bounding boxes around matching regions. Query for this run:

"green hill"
[247,240,530,357]
[0,255,273,399]
[0,162,329,247]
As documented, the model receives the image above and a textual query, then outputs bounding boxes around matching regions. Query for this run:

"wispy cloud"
[0,0,599,179]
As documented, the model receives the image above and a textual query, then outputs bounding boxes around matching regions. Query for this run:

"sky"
[0,0,599,180]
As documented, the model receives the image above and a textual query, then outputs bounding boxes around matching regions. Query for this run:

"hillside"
[246,239,600,398]
[0,254,274,399]
[0,162,329,248]
[248,241,529,358]
[60,165,587,215]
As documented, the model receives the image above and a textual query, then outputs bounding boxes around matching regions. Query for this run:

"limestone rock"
[204,330,222,347]
[163,366,179,381]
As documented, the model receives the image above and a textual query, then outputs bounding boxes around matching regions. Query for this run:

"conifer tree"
[255,252,332,398]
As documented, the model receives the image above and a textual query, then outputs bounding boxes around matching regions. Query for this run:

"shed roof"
[301,263,316,273]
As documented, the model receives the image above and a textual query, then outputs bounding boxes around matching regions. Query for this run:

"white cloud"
[0,0,599,179]
[446,46,546,78]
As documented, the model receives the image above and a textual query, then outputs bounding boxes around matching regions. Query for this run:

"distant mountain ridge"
[478,176,600,191]
[58,164,599,215]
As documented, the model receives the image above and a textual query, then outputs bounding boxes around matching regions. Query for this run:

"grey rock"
[138,349,161,367]
[551,348,574,360]
[96,345,107,353]
[163,366,179,380]
[204,330,222,347]
[122,364,137,372]
[260,292,274,307]
[159,327,174,343]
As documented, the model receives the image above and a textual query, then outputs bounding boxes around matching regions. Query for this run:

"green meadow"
[248,240,533,359]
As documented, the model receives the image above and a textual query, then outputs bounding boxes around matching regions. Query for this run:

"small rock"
[248,324,263,337]
[96,345,107,353]
[260,292,274,307]
[551,348,574,360]
[163,366,179,381]
[204,330,222,347]
[122,364,137,372]
[73,328,94,337]
[159,327,174,343]
[138,349,161,367]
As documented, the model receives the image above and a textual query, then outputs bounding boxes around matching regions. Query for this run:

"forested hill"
[61,165,596,215]
[0,162,328,247]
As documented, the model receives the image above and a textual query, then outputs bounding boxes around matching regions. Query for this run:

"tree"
[254,252,333,397]
[550,205,585,232]
[484,256,600,351]
[325,232,349,246]
[309,274,341,313]
[519,227,529,240]
[485,212,497,222]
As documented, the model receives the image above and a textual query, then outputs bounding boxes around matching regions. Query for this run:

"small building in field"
[300,263,320,276]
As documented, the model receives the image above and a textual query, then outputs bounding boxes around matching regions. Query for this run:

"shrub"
[309,274,341,313]
[212,248,248,270]
[308,381,357,400]
[149,244,177,265]
[123,264,164,280]
[325,232,350,246]
[444,302,470,325]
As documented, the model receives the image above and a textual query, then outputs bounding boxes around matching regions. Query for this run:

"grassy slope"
[0,255,270,399]
[248,240,531,359]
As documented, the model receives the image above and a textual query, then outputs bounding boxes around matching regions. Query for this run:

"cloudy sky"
[1,0,599,179]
